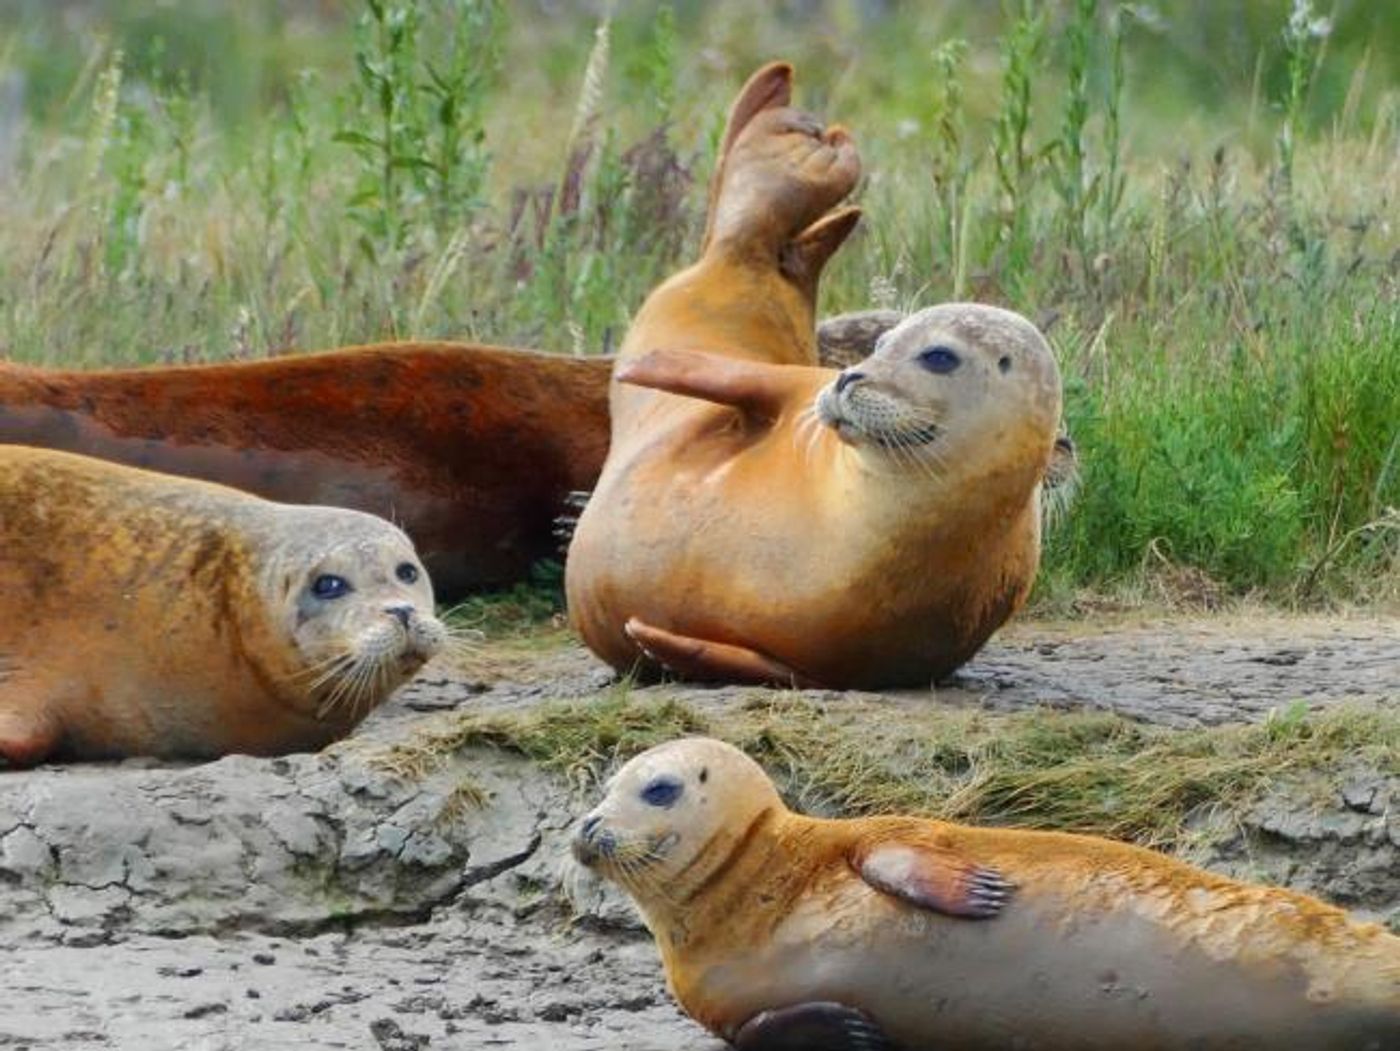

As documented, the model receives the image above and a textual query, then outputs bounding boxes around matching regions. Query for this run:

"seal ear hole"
[998,355,1012,374]
[699,767,709,784]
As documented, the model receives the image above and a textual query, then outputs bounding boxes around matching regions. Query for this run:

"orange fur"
[0,446,439,762]
[581,740,1400,1050]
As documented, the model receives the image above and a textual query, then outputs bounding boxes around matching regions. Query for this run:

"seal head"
[262,510,447,723]
[817,302,1061,485]
[573,737,780,904]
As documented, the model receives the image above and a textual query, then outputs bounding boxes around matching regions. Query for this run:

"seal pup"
[574,737,1400,1050]
[0,342,611,601]
[568,296,1061,688]
[0,445,447,763]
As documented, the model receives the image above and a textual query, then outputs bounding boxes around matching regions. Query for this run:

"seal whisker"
[794,407,821,469]
[804,410,828,468]
[351,653,388,724]
[340,657,370,724]
[315,667,356,720]
[309,653,361,688]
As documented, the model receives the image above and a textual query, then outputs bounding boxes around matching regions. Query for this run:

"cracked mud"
[0,614,1396,1049]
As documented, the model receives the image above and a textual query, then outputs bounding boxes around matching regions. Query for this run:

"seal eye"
[311,574,351,600]
[919,346,961,374]
[395,562,420,585]
[640,776,683,808]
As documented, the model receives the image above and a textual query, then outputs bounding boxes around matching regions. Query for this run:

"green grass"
[375,689,1399,848]
[1,0,1398,603]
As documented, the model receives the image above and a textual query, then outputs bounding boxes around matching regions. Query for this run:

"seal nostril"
[580,815,602,842]
[835,370,865,394]
[385,604,414,629]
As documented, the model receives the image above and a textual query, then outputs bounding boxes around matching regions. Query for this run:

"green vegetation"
[1,0,1397,603]
[376,689,1398,847]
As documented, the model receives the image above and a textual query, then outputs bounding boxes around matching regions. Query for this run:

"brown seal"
[0,445,446,764]
[0,342,611,601]
[574,737,1400,1050]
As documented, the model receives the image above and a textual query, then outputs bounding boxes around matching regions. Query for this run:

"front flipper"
[733,1001,896,1051]
[623,618,820,688]
[615,350,819,423]
[854,841,1013,920]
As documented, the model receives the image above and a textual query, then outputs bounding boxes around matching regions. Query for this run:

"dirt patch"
[0,614,1395,1049]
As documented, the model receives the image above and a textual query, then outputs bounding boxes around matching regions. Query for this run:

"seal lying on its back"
[569,303,1060,688]
[566,62,1061,689]
[0,445,446,764]
[575,738,1400,1050]
[0,343,611,601]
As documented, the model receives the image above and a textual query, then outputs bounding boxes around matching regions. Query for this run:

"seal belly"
[721,884,1400,1050]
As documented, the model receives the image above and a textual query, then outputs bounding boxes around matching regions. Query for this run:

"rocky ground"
[1,613,1396,1050]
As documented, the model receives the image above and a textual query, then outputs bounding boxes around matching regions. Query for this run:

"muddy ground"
[1,613,1396,1050]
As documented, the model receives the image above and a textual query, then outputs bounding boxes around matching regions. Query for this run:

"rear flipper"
[733,1002,896,1051]
[623,618,820,688]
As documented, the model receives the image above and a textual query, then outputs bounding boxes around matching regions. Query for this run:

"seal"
[0,445,447,764]
[0,342,611,601]
[574,737,1400,1050]
[567,63,1061,688]
[566,299,1062,687]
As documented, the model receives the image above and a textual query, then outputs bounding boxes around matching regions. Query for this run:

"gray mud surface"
[1,614,1396,1049]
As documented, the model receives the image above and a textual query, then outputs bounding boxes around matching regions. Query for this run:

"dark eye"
[395,562,420,585]
[640,776,683,808]
[311,574,351,600]
[919,346,961,374]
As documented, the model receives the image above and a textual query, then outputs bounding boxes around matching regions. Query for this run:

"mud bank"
[1,615,1396,1049]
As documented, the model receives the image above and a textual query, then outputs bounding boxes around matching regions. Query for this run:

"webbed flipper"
[781,206,863,299]
[855,841,1013,920]
[733,1001,896,1051]
[615,351,817,423]
[624,618,818,688]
